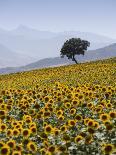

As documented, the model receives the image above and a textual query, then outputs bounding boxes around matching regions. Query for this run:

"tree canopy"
[60,38,90,63]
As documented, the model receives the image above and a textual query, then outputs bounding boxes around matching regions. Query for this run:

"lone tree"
[60,38,90,64]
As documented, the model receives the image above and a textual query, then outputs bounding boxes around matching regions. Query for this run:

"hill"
[0,43,35,68]
[0,43,116,74]
[0,25,116,59]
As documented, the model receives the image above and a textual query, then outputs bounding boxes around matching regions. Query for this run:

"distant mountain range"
[0,25,116,64]
[0,43,36,68]
[0,43,116,74]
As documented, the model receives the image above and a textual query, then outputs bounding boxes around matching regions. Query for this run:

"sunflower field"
[0,57,115,155]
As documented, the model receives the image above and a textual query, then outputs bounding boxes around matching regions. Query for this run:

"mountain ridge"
[0,25,116,59]
[0,43,116,74]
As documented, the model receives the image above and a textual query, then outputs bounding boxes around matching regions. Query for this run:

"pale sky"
[0,0,116,38]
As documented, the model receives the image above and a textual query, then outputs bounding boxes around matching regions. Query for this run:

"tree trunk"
[72,55,78,64]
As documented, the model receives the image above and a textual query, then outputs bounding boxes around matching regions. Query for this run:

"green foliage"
[60,38,90,63]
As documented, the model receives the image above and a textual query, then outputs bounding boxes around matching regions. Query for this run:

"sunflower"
[78,94,84,101]
[72,99,79,106]
[44,96,50,103]
[95,106,103,113]
[6,105,12,111]
[104,120,111,126]
[84,118,90,125]
[0,98,3,104]
[102,144,114,154]
[44,125,53,134]
[65,102,71,109]
[62,134,70,142]
[75,114,82,122]
[57,110,63,116]
[100,113,110,122]
[109,111,116,119]
[30,126,37,135]
[11,121,18,127]
[105,123,113,131]
[7,139,16,149]
[40,148,46,154]
[15,144,23,152]
[85,135,93,144]
[25,118,32,124]
[102,87,107,92]
[68,120,76,127]
[53,128,60,136]
[0,110,6,117]
[93,122,99,129]
[27,141,37,153]
[0,145,10,155]
[0,103,6,109]
[58,115,64,121]
[87,127,95,134]
[0,123,7,132]
[106,103,112,109]
[87,102,93,109]
[87,120,95,127]
[57,145,66,152]
[12,151,22,155]
[12,128,20,137]
[79,132,87,138]
[70,108,76,115]
[29,109,35,116]
[75,135,83,143]
[22,129,31,138]
[60,125,67,132]
[0,141,5,148]
[48,145,56,154]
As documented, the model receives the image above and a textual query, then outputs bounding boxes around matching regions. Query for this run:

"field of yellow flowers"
[0,57,115,155]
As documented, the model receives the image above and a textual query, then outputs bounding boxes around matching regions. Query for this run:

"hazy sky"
[0,0,116,38]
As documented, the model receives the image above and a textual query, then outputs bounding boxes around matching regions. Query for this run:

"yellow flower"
[12,151,22,155]
[75,135,83,143]
[7,139,16,149]
[65,102,71,108]
[57,110,63,116]
[72,99,79,106]
[0,123,7,132]
[44,125,53,134]
[12,128,20,137]
[27,141,37,153]
[75,114,82,122]
[109,111,116,119]
[87,127,95,134]
[93,122,99,129]
[58,115,64,121]
[53,128,60,136]
[84,118,90,125]
[102,144,114,154]
[87,120,95,127]
[0,145,10,155]
[48,145,56,154]
[0,141,5,148]
[22,129,31,138]
[85,135,93,144]
[68,120,76,127]
[60,125,67,132]
[100,113,110,122]
[30,126,37,135]
[70,108,76,115]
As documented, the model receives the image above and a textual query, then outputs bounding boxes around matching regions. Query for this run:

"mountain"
[0,25,115,59]
[10,25,57,39]
[0,43,116,74]
[0,43,36,68]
